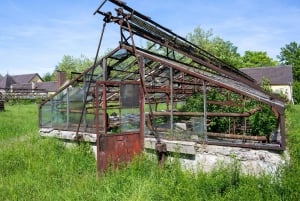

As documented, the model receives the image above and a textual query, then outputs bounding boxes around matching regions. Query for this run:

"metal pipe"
[66,87,69,129]
[170,66,174,136]
[151,111,253,117]
[203,81,207,141]
[75,21,107,139]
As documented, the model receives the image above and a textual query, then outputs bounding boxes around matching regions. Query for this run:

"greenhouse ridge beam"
[94,0,270,90]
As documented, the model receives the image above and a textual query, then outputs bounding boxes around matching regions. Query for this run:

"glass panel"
[40,101,52,127]
[190,116,205,140]
[52,92,68,129]
[120,107,140,132]
[39,64,104,132]
[111,48,128,60]
[120,84,140,107]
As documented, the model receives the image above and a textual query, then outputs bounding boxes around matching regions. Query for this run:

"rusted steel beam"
[173,80,203,86]
[104,1,256,84]
[121,44,285,109]
[207,132,267,141]
[39,46,122,108]
[146,86,194,94]
[120,21,259,88]
[207,100,242,107]
[152,111,252,117]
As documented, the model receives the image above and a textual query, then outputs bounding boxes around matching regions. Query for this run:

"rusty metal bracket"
[155,142,167,167]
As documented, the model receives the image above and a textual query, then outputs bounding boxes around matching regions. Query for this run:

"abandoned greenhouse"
[39,0,287,172]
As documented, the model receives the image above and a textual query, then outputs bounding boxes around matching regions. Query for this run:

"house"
[0,71,67,98]
[0,73,43,93]
[240,65,293,103]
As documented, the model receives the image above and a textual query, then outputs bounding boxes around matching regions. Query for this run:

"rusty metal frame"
[95,80,144,171]
[92,0,286,151]
[38,0,288,174]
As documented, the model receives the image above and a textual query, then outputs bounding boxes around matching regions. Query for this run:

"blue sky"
[1,0,300,76]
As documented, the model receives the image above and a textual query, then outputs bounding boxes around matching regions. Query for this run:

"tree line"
[43,26,300,104]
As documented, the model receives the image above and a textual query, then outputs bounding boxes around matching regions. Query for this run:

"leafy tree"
[240,51,278,68]
[293,81,300,104]
[248,103,277,139]
[187,26,242,67]
[248,78,277,140]
[54,55,93,80]
[187,27,214,49]
[278,41,300,81]
[42,72,52,81]
[278,42,300,104]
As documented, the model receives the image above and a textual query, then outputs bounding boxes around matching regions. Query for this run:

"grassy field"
[0,103,300,200]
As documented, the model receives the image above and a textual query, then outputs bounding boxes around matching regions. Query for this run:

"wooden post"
[0,100,4,112]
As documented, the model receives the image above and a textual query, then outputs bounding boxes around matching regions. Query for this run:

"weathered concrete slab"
[40,128,97,142]
[185,144,288,175]
[40,130,288,175]
[145,137,196,155]
[145,137,288,175]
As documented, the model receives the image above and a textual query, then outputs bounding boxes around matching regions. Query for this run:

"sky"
[1,0,300,76]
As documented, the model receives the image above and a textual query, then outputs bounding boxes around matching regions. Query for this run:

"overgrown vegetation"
[1,103,300,200]
[0,102,39,140]
[179,86,277,138]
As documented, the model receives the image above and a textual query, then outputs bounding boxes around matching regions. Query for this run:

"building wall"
[31,75,43,83]
[271,85,293,102]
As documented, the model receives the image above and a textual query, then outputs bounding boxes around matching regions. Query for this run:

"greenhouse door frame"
[95,80,144,172]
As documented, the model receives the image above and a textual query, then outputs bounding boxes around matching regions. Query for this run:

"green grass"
[1,103,300,200]
[0,103,39,140]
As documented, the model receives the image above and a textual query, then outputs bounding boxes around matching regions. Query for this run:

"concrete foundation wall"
[145,138,288,175]
[40,129,288,175]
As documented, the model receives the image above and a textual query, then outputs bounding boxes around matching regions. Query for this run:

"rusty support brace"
[155,142,167,167]
[151,111,254,117]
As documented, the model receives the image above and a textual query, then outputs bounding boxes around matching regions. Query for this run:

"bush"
[293,81,300,104]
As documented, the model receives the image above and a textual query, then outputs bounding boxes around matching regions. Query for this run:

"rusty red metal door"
[95,81,144,172]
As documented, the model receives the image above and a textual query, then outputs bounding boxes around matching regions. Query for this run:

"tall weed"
[0,103,38,140]
[1,104,300,200]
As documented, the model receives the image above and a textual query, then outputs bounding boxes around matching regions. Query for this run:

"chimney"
[57,71,67,89]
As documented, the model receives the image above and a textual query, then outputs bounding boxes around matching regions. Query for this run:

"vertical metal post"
[95,82,100,135]
[51,98,54,127]
[95,81,101,173]
[102,58,108,134]
[170,67,174,135]
[279,111,286,149]
[103,83,107,134]
[228,117,231,133]
[243,96,246,137]
[139,57,145,150]
[83,75,87,130]
[66,87,70,129]
[203,80,207,141]
[102,58,107,81]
